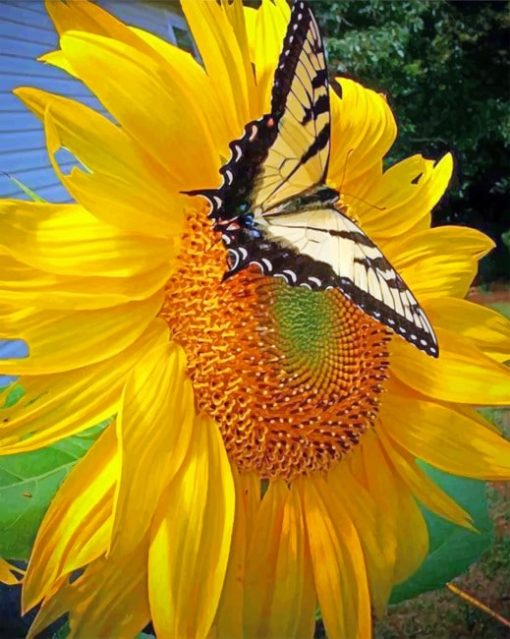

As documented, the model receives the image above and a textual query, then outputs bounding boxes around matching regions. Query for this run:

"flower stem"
[446,582,510,629]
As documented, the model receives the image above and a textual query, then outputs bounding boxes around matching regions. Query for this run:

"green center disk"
[271,285,344,380]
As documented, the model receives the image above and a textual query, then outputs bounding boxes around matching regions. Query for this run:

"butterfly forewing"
[253,3,330,211]
[195,1,330,222]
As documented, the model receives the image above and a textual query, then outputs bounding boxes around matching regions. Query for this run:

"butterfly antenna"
[341,190,386,212]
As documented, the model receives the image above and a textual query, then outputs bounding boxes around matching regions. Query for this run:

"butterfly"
[188,0,439,358]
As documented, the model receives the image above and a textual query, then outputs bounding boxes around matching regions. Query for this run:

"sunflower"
[1,1,510,637]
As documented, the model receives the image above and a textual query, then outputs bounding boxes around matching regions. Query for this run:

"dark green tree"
[314,0,510,282]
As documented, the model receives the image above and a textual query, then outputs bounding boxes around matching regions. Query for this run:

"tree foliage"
[314,0,510,282]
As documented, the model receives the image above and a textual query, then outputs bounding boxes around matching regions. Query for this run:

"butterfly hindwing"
[223,206,438,357]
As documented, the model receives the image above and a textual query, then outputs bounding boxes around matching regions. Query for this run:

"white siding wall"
[0,0,190,202]
[0,0,191,374]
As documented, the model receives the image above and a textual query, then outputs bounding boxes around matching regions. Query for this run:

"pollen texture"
[160,209,390,479]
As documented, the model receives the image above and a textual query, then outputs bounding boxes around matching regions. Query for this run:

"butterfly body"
[188,0,439,358]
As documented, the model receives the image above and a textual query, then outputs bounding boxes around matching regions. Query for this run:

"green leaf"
[501,229,510,251]
[1,384,25,409]
[489,302,510,321]
[390,463,493,604]
[51,621,69,639]
[1,173,46,202]
[0,422,109,561]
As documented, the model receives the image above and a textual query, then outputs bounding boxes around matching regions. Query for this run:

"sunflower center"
[160,208,390,480]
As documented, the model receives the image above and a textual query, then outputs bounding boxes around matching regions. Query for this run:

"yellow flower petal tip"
[1,2,508,638]
[0,559,24,586]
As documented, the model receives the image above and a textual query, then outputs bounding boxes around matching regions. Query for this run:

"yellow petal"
[0,321,167,453]
[0,200,173,277]
[243,480,316,639]
[378,429,474,530]
[44,0,170,73]
[0,292,163,375]
[181,0,259,144]
[384,226,495,299]
[250,0,290,111]
[149,415,234,639]
[214,469,260,639]
[130,27,227,157]
[425,296,510,362]
[300,475,371,639]
[40,50,75,76]
[329,79,397,191]
[391,327,510,405]
[28,338,197,637]
[45,0,149,50]
[27,578,70,639]
[28,552,151,639]
[43,0,212,109]
[222,0,259,109]
[0,558,24,585]
[392,491,429,585]
[15,86,187,238]
[330,464,396,617]
[23,425,118,612]
[0,252,172,311]
[354,154,453,240]
[293,563,317,638]
[359,433,429,585]
[68,551,150,639]
[60,31,218,189]
[110,341,195,556]
[456,404,502,434]
[243,7,257,59]
[380,384,510,480]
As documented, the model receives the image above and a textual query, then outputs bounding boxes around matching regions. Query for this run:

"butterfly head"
[235,201,251,216]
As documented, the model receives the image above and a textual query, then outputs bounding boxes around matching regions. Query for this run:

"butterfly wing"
[255,0,330,210]
[197,0,330,221]
[223,207,439,357]
[191,0,439,358]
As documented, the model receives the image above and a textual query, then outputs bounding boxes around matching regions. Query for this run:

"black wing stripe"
[312,69,328,89]
[256,0,330,209]
[271,3,315,118]
[186,1,330,220]
[302,94,329,124]
[300,122,330,164]
[258,207,439,357]
[222,223,438,357]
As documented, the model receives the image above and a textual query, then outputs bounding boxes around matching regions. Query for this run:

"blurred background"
[313,0,510,285]
[0,1,509,638]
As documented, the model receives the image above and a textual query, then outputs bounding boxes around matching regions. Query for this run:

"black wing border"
[185,1,330,222]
